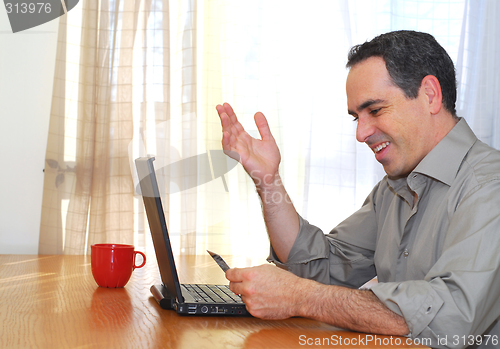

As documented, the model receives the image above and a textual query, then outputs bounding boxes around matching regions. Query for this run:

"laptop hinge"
[150,284,176,310]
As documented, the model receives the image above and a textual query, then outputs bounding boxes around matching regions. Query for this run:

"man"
[216,31,500,348]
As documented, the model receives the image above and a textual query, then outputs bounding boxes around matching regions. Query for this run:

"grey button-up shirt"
[269,118,500,349]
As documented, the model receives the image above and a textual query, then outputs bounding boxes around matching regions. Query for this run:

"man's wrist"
[295,278,324,319]
[254,173,293,206]
[250,170,281,192]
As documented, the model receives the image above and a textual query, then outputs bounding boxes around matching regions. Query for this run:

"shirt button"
[403,249,409,258]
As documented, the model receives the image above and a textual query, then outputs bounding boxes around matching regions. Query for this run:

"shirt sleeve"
[267,184,380,288]
[371,178,500,348]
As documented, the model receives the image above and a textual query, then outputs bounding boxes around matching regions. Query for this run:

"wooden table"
[0,254,428,348]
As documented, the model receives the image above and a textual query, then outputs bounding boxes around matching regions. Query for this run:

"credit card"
[207,250,231,272]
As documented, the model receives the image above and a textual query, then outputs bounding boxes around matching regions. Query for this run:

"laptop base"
[150,284,251,316]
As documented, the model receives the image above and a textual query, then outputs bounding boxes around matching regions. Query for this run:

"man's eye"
[352,116,359,122]
[370,108,381,115]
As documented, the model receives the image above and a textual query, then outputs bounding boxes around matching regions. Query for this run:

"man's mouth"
[372,142,390,153]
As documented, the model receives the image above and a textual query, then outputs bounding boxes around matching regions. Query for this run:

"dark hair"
[346,30,457,117]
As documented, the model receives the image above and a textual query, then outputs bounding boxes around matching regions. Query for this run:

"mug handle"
[133,251,147,269]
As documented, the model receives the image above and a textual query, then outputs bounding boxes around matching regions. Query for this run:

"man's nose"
[356,116,376,143]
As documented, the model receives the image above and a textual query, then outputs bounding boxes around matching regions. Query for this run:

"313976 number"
[5,2,52,14]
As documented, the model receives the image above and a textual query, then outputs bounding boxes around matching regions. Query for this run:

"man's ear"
[421,75,443,115]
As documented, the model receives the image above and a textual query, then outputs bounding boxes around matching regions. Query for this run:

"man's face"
[346,57,435,179]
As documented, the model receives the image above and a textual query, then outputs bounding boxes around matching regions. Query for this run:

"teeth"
[374,142,390,153]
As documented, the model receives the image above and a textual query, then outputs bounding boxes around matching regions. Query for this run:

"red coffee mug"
[91,244,146,288]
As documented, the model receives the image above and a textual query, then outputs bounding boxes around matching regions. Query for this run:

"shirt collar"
[411,118,477,186]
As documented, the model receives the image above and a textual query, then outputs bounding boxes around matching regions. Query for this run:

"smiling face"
[346,57,442,179]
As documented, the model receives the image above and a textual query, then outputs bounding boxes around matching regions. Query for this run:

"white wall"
[0,9,59,254]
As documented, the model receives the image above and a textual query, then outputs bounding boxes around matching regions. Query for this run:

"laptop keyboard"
[183,284,243,304]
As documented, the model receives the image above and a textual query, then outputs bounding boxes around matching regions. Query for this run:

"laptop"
[135,156,249,316]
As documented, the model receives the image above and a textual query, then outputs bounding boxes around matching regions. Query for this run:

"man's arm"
[226,264,409,336]
[304,279,409,336]
[218,103,407,334]
[216,103,299,262]
[255,174,299,263]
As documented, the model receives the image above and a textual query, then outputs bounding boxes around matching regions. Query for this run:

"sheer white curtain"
[456,0,500,148]
[41,0,499,257]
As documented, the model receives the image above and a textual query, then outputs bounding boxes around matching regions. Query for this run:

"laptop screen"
[135,156,184,303]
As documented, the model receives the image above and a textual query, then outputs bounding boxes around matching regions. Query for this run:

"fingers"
[254,112,273,141]
[216,103,243,133]
[217,104,238,152]
[226,267,255,296]
[226,268,243,295]
[216,104,232,131]
[221,102,237,123]
[217,102,272,141]
[228,281,242,296]
[225,267,243,282]
[216,103,231,129]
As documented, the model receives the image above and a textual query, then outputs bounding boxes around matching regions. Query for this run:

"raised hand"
[217,102,300,263]
[216,103,281,189]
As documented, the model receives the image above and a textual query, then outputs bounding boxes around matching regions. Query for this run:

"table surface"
[0,254,428,349]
